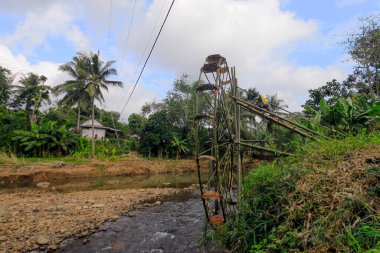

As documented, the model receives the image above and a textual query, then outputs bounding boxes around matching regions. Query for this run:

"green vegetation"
[211,134,379,252]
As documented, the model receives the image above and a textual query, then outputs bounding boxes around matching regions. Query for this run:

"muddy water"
[56,190,223,253]
[0,172,205,194]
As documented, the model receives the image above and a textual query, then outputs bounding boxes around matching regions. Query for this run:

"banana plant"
[319,95,380,132]
[12,121,79,157]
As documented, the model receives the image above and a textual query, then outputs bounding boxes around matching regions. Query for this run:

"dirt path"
[0,187,187,252]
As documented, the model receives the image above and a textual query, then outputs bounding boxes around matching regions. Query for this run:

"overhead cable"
[120,0,176,116]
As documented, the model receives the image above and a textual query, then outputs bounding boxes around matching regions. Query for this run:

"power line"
[106,0,113,59]
[120,0,175,116]
[131,0,168,82]
[118,0,137,75]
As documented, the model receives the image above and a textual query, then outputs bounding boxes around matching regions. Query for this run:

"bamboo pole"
[233,67,242,218]
[232,95,332,140]
[236,141,294,157]
[231,96,319,141]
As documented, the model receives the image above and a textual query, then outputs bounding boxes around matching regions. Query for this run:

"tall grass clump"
[0,152,25,169]
[218,133,380,252]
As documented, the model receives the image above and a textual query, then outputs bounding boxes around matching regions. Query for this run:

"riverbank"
[0,155,196,187]
[0,187,190,252]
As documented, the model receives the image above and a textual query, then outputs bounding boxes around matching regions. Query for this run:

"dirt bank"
[0,156,196,187]
[0,187,187,252]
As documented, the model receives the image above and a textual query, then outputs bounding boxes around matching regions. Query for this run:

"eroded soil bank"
[0,157,196,187]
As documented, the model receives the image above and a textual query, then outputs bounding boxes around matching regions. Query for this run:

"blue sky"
[0,0,379,120]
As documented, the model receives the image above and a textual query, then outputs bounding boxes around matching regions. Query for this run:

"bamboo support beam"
[233,95,331,140]
[230,96,320,141]
[236,141,294,157]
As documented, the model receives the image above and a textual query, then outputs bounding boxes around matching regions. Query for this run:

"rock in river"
[36,182,50,188]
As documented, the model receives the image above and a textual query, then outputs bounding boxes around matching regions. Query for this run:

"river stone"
[0,208,5,217]
[36,182,50,188]
[37,236,49,245]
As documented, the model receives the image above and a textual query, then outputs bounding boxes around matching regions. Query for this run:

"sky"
[0,0,379,121]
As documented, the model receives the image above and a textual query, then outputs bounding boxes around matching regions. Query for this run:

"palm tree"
[54,55,92,133]
[266,93,288,113]
[85,52,123,158]
[56,51,122,158]
[0,66,14,106]
[12,73,50,124]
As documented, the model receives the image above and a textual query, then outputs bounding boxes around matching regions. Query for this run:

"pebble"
[36,182,50,188]
[36,236,49,245]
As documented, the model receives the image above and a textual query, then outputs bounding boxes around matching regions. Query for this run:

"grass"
[216,133,380,252]
[0,152,26,169]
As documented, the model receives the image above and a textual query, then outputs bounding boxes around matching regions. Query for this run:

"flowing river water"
[1,172,224,252]
[55,190,223,253]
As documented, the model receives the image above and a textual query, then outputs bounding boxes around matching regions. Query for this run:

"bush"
[72,138,133,159]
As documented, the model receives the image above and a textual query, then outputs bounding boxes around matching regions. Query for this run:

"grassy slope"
[218,134,380,252]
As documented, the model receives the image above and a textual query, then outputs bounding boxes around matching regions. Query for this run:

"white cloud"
[102,81,159,122]
[0,0,353,115]
[0,44,65,87]
[126,0,347,110]
[65,25,92,51]
[2,2,92,56]
[2,3,73,54]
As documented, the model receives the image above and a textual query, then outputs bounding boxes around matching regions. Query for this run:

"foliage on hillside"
[214,134,380,252]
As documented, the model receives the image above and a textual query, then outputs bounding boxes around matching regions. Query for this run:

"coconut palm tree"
[56,51,122,158]
[12,73,50,124]
[266,93,288,112]
[82,51,123,158]
[54,55,92,133]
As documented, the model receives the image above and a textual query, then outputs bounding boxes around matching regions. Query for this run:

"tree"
[345,15,380,97]
[0,66,13,106]
[0,105,27,152]
[266,93,287,112]
[128,113,146,136]
[54,55,92,133]
[139,110,175,157]
[303,79,352,111]
[12,73,50,124]
[58,51,122,158]
[84,52,122,158]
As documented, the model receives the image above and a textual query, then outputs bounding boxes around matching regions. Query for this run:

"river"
[55,190,223,253]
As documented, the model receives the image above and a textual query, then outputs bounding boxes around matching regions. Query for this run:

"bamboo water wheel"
[194,54,240,226]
